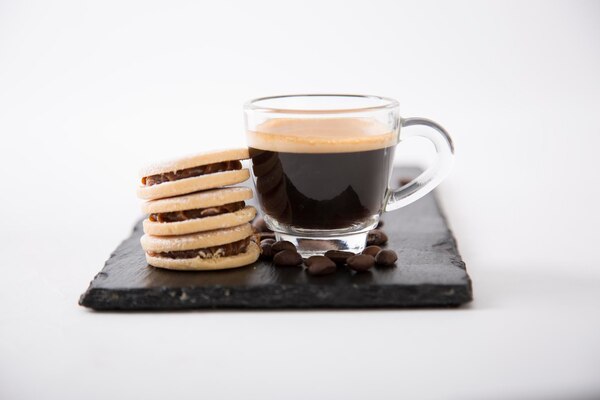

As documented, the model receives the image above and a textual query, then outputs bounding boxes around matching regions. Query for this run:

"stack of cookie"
[136,148,260,271]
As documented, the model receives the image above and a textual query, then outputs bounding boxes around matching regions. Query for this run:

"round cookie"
[141,187,253,214]
[137,170,250,201]
[137,148,250,200]
[143,207,256,236]
[141,223,258,271]
[141,187,256,236]
[145,241,259,271]
[139,148,249,178]
[141,223,253,252]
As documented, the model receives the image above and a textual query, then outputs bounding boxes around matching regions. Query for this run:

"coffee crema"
[248,118,397,230]
[247,118,397,154]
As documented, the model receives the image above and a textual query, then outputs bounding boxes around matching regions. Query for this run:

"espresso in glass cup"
[245,95,454,256]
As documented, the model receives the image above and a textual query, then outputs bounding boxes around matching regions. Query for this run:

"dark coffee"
[249,146,395,229]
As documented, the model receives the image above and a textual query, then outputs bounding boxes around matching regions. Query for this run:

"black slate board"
[79,168,472,310]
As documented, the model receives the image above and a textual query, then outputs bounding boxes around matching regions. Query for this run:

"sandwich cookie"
[142,187,257,236]
[137,148,250,200]
[141,223,259,270]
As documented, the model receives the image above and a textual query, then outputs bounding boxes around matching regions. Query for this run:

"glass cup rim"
[244,94,399,114]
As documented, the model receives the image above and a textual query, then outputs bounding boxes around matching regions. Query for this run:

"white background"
[1,1,599,399]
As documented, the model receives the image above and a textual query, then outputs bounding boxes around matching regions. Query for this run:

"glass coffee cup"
[244,94,454,256]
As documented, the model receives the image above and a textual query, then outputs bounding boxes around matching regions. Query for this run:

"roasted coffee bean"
[347,254,375,272]
[306,256,337,276]
[324,250,354,265]
[304,256,319,267]
[273,249,303,267]
[305,255,333,267]
[271,240,296,253]
[375,249,398,266]
[376,220,384,228]
[252,216,271,233]
[362,245,381,257]
[261,238,275,246]
[367,229,388,246]
[260,241,274,258]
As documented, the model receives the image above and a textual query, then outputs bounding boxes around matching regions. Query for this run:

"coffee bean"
[252,216,271,233]
[347,254,375,272]
[273,250,303,267]
[362,245,381,257]
[260,241,274,258]
[305,255,335,267]
[271,240,296,253]
[324,250,354,265]
[367,229,388,246]
[305,256,337,276]
[375,249,398,266]
[261,238,275,246]
[376,220,384,228]
[304,256,320,267]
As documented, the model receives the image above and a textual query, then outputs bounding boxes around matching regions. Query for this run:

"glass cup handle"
[385,117,455,212]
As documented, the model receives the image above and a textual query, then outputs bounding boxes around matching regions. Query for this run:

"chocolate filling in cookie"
[149,201,245,223]
[142,160,243,186]
[147,237,251,259]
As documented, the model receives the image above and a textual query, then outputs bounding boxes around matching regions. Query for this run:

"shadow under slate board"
[79,168,472,310]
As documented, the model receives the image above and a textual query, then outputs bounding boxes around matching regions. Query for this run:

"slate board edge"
[79,283,472,310]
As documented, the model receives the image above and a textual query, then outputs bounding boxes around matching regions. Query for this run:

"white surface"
[1,1,599,399]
